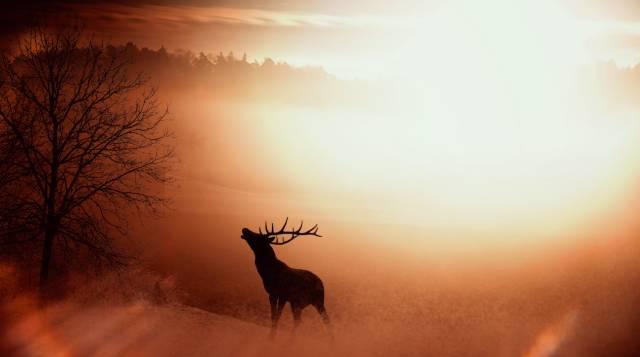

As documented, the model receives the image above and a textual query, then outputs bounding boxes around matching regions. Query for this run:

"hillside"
[2,300,335,357]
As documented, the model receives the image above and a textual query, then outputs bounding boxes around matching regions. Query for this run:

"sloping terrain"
[2,300,335,357]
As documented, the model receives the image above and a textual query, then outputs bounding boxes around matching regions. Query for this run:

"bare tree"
[0,27,173,290]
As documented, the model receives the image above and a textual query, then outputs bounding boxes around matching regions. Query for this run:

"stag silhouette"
[241,218,330,337]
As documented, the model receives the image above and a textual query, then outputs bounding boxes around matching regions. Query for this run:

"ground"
[2,300,335,357]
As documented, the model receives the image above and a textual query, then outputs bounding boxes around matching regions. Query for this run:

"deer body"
[241,221,330,336]
[254,246,325,312]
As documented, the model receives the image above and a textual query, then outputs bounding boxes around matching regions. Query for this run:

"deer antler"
[259,217,322,245]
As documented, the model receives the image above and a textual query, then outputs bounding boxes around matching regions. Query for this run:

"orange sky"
[7,0,640,250]
[55,0,634,251]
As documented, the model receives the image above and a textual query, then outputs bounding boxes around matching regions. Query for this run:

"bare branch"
[0,26,174,279]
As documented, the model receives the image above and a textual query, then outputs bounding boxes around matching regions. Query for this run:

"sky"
[5,0,640,241]
[2,0,632,237]
[6,0,640,77]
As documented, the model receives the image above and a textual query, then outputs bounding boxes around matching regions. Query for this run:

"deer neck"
[253,246,284,283]
[253,244,277,265]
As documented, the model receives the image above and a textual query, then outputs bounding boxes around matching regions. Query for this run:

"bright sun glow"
[254,0,640,243]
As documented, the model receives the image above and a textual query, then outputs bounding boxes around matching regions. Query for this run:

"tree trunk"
[41,116,58,293]
[39,228,55,292]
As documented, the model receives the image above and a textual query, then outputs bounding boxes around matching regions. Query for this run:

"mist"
[3,37,640,357]
[123,48,640,355]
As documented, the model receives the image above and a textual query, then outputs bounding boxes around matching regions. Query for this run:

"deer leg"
[269,295,285,338]
[314,304,331,325]
[314,303,334,340]
[291,304,302,330]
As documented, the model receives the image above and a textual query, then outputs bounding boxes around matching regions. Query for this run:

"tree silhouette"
[0,28,173,291]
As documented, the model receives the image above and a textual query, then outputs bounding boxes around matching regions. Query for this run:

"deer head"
[241,217,322,253]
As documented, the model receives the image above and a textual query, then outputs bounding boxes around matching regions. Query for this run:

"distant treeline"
[103,42,640,109]
[111,42,376,107]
